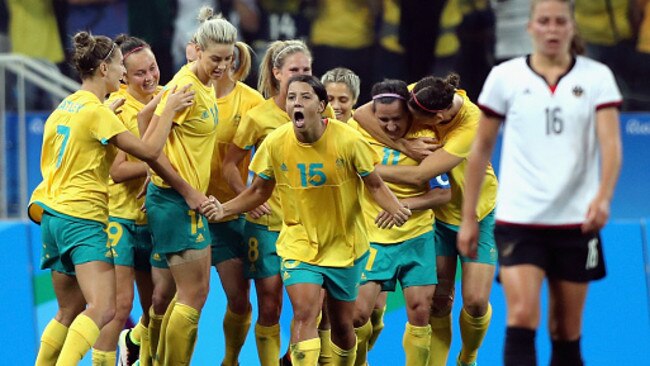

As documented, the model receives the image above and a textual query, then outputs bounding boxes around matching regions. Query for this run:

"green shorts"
[210,217,246,266]
[242,221,280,279]
[435,210,497,265]
[145,183,211,257]
[40,210,112,275]
[107,217,153,271]
[361,231,437,291]
[281,251,369,302]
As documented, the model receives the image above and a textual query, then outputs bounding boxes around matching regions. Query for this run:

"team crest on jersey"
[572,86,584,97]
[233,114,241,126]
[280,163,288,172]
[335,158,345,168]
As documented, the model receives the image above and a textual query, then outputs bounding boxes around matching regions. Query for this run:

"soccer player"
[354,73,499,366]
[91,34,165,366]
[206,75,411,366]
[459,1,622,364]
[321,67,360,122]
[30,31,194,366]
[197,7,266,366]
[351,79,452,366]
[144,9,242,364]
[221,39,331,366]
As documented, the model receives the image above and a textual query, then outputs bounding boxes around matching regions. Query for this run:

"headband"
[372,93,406,101]
[410,90,446,114]
[122,46,145,61]
[102,43,117,62]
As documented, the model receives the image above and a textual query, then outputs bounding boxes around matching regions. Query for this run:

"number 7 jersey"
[29,90,128,224]
[478,55,622,225]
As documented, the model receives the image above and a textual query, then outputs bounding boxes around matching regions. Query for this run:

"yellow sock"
[222,307,252,365]
[91,349,116,366]
[131,318,145,345]
[148,307,164,365]
[154,296,176,365]
[354,320,372,366]
[36,319,69,366]
[255,323,280,366]
[459,303,492,364]
[290,338,321,366]
[403,322,432,366]
[368,306,386,351]
[139,322,152,366]
[428,314,451,366]
[162,302,200,366]
[318,329,333,365]
[56,314,100,366]
[330,339,357,366]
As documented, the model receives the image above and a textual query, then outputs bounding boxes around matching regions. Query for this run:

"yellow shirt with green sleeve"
[151,63,218,193]
[250,120,378,267]
[29,90,128,225]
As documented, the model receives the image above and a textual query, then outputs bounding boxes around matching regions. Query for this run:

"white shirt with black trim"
[478,55,622,226]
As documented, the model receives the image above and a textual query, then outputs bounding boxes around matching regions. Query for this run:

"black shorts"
[494,224,606,282]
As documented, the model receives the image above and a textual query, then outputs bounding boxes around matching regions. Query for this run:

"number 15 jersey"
[478,55,622,225]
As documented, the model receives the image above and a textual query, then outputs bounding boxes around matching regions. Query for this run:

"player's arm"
[354,102,440,161]
[362,170,411,228]
[111,85,194,163]
[457,112,502,258]
[401,187,451,210]
[222,143,250,194]
[137,91,164,136]
[376,149,462,186]
[109,150,148,183]
[582,106,622,233]
[205,175,276,221]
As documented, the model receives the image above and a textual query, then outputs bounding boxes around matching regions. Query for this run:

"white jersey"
[478,55,622,226]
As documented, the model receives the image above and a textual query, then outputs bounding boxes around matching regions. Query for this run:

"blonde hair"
[257,40,311,98]
[194,6,253,81]
[321,67,361,101]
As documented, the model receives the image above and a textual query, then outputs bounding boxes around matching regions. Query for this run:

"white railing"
[0,53,80,218]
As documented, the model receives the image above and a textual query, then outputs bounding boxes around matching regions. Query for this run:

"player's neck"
[215,77,236,99]
[531,52,572,72]
[81,80,108,102]
[295,117,326,143]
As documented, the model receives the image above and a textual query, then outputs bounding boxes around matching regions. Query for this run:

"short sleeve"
[478,64,507,118]
[90,107,128,145]
[154,84,191,125]
[350,132,380,177]
[233,112,260,150]
[442,118,477,158]
[593,64,623,110]
[249,138,275,180]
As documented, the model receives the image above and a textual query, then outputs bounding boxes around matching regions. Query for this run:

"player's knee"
[462,293,490,317]
[431,293,454,317]
[508,303,538,328]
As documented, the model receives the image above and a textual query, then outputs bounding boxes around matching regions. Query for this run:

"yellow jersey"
[207,82,265,222]
[575,0,633,45]
[232,98,334,230]
[29,90,128,224]
[430,90,498,224]
[349,120,435,243]
[106,85,162,224]
[250,120,378,267]
[152,63,218,193]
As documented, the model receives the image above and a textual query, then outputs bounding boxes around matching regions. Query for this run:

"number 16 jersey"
[478,55,622,226]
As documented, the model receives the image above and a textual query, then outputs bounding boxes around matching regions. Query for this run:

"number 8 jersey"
[478,55,622,225]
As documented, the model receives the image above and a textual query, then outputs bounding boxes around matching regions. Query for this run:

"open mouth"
[293,111,305,128]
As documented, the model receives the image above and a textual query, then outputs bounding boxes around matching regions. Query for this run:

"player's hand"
[374,210,395,229]
[201,196,224,221]
[166,84,195,112]
[109,97,126,115]
[391,205,412,227]
[582,196,610,233]
[457,218,479,259]
[248,202,271,219]
[402,137,442,161]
